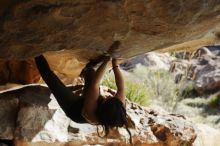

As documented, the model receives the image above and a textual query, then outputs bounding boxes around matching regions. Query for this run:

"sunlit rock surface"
[194,124,220,146]
[0,53,85,85]
[121,52,175,71]
[0,85,196,146]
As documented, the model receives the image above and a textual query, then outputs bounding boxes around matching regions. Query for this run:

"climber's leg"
[35,55,81,111]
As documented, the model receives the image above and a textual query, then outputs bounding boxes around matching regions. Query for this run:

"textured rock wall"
[0,0,220,60]
[1,0,220,83]
[0,59,40,85]
[0,52,85,85]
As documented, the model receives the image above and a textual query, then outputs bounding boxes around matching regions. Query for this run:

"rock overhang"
[0,0,220,60]
[1,0,220,85]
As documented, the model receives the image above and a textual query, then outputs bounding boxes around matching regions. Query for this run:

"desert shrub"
[208,95,220,107]
[124,78,150,106]
[102,70,150,106]
[102,64,186,111]
[102,72,117,90]
[132,65,184,111]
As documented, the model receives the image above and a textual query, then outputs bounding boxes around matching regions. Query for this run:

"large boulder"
[121,52,175,71]
[192,56,220,94]
[0,85,196,146]
[170,46,220,94]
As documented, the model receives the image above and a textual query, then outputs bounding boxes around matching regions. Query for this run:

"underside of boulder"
[0,0,220,60]
[1,0,220,84]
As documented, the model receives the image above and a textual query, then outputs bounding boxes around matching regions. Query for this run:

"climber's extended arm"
[112,59,125,105]
[83,57,111,122]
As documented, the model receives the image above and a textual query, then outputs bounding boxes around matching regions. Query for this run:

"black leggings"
[35,55,92,123]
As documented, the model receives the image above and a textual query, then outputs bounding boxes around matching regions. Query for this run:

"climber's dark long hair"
[96,97,132,144]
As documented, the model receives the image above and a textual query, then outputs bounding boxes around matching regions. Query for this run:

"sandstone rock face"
[0,53,85,85]
[0,60,40,85]
[0,0,220,60]
[0,85,196,146]
[1,0,220,83]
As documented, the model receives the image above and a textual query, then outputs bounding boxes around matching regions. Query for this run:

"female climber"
[35,55,132,143]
